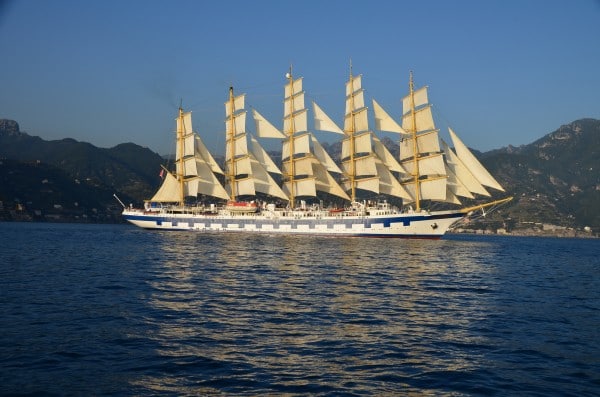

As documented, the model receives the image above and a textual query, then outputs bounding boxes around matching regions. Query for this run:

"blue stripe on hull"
[123,211,464,237]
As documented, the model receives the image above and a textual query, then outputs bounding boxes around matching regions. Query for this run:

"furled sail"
[279,70,350,204]
[151,108,229,203]
[225,87,288,201]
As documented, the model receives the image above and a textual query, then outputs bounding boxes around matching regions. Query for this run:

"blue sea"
[1,222,599,396]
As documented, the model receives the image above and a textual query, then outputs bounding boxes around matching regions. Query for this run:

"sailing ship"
[122,68,511,238]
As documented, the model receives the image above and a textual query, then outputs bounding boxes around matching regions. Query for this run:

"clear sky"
[1,0,599,155]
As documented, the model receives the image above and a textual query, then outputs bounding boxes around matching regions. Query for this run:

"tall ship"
[122,68,511,238]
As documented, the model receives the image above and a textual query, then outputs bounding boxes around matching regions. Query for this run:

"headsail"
[448,128,505,192]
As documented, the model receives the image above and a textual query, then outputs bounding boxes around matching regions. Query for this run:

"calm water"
[1,222,599,396]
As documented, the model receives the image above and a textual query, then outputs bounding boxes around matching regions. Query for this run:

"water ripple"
[1,224,599,395]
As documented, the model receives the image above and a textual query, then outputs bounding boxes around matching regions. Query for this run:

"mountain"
[0,120,165,222]
[0,118,598,232]
[0,158,122,222]
[0,121,165,198]
[479,118,599,232]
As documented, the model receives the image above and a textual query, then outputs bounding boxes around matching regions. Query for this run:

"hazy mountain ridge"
[0,121,164,201]
[0,118,598,231]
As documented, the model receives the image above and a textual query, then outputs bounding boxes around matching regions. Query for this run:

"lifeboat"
[225,201,259,213]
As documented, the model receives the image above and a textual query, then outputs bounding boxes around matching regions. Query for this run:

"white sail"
[402,105,435,132]
[175,112,196,158]
[401,153,446,177]
[282,133,311,160]
[344,107,369,132]
[285,90,305,117]
[225,94,245,117]
[225,111,247,136]
[372,99,408,134]
[344,176,380,195]
[375,161,412,199]
[444,188,462,205]
[231,158,288,200]
[228,155,252,176]
[285,76,303,99]
[249,158,288,200]
[189,173,230,200]
[283,156,314,177]
[441,140,489,197]
[399,130,441,161]
[312,102,344,135]
[313,165,350,200]
[403,176,447,203]
[284,108,308,134]
[344,74,368,132]
[345,90,365,115]
[311,135,343,173]
[225,87,288,201]
[342,155,377,177]
[249,135,281,174]
[342,70,415,202]
[282,70,351,203]
[284,177,317,198]
[195,136,223,175]
[446,167,474,199]
[402,86,429,115]
[372,135,405,173]
[346,74,362,96]
[160,109,231,203]
[150,172,180,202]
[449,128,505,191]
[252,109,286,138]
[226,134,249,160]
[342,131,372,159]
[153,167,231,203]
[232,177,256,197]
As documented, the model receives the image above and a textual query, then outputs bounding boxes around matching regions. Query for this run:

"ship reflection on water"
[135,232,499,394]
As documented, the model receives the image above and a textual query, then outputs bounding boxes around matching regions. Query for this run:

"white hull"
[122,206,465,238]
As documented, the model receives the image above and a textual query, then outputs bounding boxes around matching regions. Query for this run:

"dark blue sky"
[1,0,598,155]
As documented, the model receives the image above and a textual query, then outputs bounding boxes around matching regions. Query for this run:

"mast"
[176,106,185,207]
[285,67,296,208]
[408,71,421,211]
[348,62,357,202]
[227,86,236,201]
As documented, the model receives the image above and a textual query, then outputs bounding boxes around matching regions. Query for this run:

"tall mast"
[177,106,185,207]
[348,62,357,202]
[286,66,296,208]
[409,71,421,211]
[227,86,237,201]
